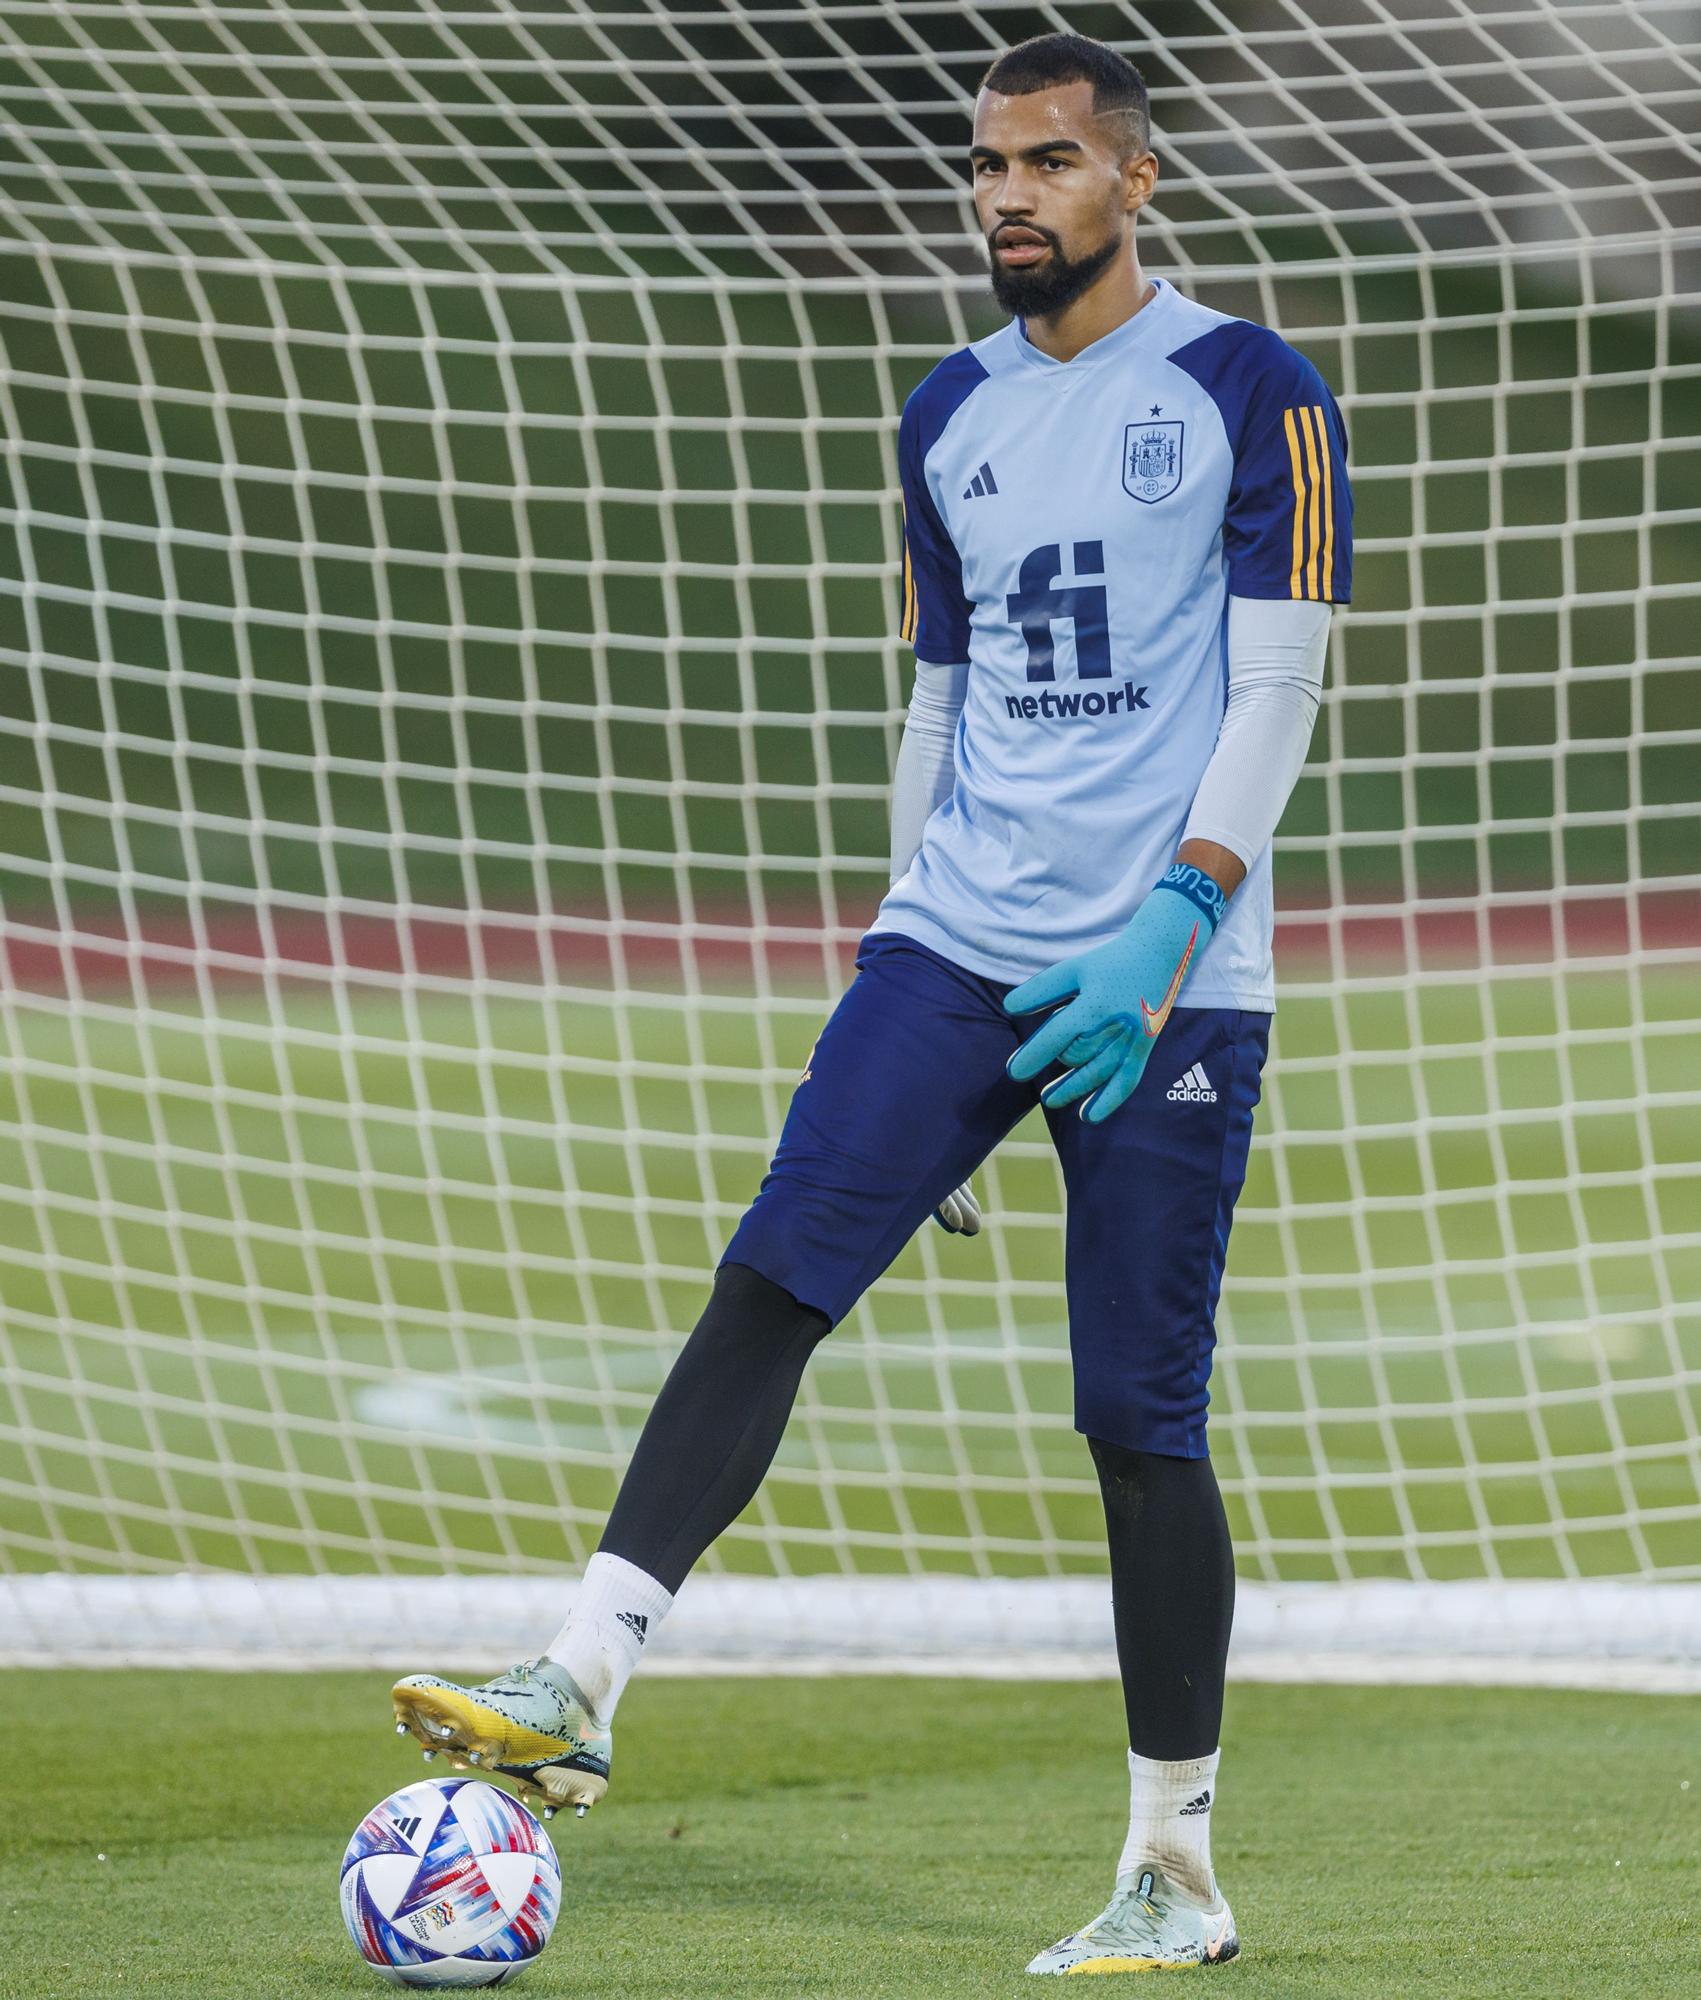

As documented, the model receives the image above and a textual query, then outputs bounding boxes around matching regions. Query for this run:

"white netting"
[0,1,1698,1673]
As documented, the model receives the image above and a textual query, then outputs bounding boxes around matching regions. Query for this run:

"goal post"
[0,1,1697,1688]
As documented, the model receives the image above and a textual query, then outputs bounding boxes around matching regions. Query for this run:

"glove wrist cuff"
[1157,861,1227,936]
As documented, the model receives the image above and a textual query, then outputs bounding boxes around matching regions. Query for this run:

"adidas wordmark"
[1166,1062,1218,1104]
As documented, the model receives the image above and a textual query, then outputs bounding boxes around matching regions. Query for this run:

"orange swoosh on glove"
[1139,922,1199,1037]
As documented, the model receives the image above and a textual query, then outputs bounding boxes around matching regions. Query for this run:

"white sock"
[1116,1748,1220,1903]
[542,1552,673,1725]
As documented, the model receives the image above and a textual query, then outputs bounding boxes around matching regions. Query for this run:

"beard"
[987,222,1124,318]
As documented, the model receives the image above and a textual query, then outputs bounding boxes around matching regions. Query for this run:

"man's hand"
[933,1180,982,1235]
[1003,862,1228,1124]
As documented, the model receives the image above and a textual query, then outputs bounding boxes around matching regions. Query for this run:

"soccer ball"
[339,1778,561,1988]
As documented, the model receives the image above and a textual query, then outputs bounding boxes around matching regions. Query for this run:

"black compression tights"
[1088,1435,1236,1762]
[600,1262,831,1595]
[597,1264,1234,1756]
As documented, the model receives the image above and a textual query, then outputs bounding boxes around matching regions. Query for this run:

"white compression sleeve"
[889,657,968,884]
[1182,596,1331,870]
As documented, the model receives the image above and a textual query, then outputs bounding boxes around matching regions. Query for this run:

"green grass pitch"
[3,1672,1697,1998]
[3,968,1698,1581]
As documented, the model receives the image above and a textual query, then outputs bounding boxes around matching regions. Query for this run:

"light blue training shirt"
[871,279,1353,1010]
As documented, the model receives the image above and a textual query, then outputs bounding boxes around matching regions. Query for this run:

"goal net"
[1,0,1697,1685]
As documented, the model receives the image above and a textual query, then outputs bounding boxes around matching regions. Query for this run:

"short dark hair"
[980,33,1150,157]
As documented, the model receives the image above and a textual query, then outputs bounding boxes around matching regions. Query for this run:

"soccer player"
[392,31,1351,1976]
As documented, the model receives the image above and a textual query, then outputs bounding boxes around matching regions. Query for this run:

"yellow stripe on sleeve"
[899,505,917,641]
[1312,402,1335,601]
[1282,407,1307,599]
[1298,404,1324,600]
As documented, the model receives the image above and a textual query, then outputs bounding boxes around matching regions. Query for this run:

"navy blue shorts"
[722,931,1269,1458]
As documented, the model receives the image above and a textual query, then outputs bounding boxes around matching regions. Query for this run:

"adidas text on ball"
[340,1777,560,1988]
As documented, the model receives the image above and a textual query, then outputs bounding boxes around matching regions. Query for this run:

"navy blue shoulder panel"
[904,347,991,459]
[897,349,990,661]
[1169,320,1311,457]
[1169,320,1352,603]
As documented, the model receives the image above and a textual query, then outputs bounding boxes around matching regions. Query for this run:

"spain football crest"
[1123,419,1183,503]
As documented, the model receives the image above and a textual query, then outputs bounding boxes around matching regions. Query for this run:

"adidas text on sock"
[544,1551,674,1725]
[1117,1747,1221,1903]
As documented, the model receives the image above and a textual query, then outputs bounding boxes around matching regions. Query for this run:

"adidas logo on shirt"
[961,460,999,499]
[1166,1062,1218,1104]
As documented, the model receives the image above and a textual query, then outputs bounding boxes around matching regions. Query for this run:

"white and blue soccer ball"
[339,1778,561,1988]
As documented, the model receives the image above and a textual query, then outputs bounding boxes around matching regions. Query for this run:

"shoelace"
[481,1661,543,1700]
[499,1659,575,1720]
[1089,1884,1169,1948]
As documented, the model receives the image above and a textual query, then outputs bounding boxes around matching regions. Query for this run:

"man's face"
[970,79,1155,317]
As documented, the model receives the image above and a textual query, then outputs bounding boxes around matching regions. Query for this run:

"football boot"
[1026,1865,1238,1974]
[391,1658,610,1820]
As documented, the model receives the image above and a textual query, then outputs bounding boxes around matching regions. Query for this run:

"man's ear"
[1125,149,1159,216]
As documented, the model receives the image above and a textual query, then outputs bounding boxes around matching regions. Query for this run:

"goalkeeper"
[393,29,1350,1978]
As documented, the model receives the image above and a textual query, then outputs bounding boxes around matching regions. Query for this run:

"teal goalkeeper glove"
[1003,862,1228,1124]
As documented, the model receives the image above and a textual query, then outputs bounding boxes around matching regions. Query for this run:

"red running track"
[0,889,1696,995]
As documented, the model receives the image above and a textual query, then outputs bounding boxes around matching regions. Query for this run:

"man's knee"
[1088,1431,1151,1485]
[693,1260,831,1363]
[1088,1433,1215,1506]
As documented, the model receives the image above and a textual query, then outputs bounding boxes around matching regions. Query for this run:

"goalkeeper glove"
[933,1179,981,1236]
[1003,862,1227,1125]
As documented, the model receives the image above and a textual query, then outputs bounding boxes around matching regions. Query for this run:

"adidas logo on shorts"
[1166,1062,1218,1104]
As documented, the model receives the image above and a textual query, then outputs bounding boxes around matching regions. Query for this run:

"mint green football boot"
[1026,1865,1239,1974]
[391,1659,611,1819]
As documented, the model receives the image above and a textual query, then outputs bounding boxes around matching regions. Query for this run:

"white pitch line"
[343,1306,1668,1453]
